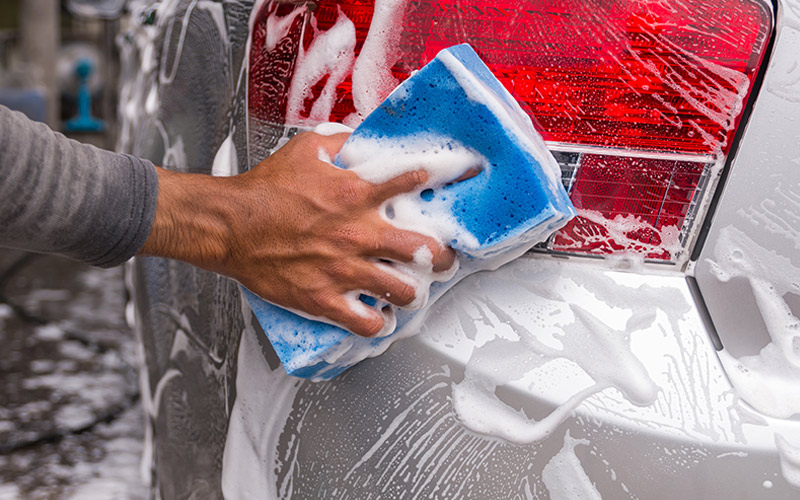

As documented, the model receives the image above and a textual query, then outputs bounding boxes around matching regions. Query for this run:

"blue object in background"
[246,44,576,380]
[0,88,47,123]
[64,58,106,132]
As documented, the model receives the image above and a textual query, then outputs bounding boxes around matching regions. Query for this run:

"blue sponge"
[245,44,576,380]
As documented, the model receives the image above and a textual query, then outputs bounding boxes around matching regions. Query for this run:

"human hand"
[140,131,455,337]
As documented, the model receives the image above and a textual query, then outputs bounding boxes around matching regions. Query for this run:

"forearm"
[0,105,157,267]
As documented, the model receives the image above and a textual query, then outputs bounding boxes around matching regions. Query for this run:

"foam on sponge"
[245,44,576,380]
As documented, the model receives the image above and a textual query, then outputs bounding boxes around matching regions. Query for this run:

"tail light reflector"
[248,0,771,263]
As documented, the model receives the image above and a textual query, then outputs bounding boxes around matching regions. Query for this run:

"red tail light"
[248,0,772,263]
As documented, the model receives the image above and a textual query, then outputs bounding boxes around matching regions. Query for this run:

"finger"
[325,295,386,337]
[352,261,420,308]
[369,225,456,272]
[370,169,429,203]
[447,165,482,184]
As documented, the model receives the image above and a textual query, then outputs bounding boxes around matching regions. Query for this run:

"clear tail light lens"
[248,0,772,263]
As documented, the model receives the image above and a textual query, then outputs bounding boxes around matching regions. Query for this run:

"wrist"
[139,167,236,272]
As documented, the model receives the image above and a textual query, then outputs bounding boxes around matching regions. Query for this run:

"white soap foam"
[286,10,356,123]
[158,0,198,86]
[776,433,800,490]
[313,122,353,136]
[564,209,683,267]
[708,225,800,418]
[222,298,302,500]
[339,132,487,251]
[262,3,306,53]
[346,0,411,126]
[441,260,665,445]
[451,371,601,443]
[211,133,237,177]
[343,288,398,338]
[145,86,159,114]
[542,431,602,500]
[116,3,159,152]
[413,257,762,445]
[340,133,486,187]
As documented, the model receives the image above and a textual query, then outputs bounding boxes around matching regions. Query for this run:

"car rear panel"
[119,0,800,498]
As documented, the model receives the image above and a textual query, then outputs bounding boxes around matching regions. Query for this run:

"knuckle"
[338,178,367,206]
[328,259,355,282]
[304,291,335,316]
[409,169,425,186]
[433,248,456,272]
[341,222,373,250]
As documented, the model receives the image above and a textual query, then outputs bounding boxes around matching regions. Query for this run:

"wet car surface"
[120,0,800,498]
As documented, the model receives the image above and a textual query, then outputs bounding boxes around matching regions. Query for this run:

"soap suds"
[339,132,487,251]
[222,299,302,499]
[346,0,411,126]
[286,10,355,123]
[542,431,602,500]
[261,1,305,53]
[417,257,748,445]
[559,209,683,264]
[448,278,660,444]
[211,133,237,177]
[776,434,800,490]
[709,225,800,418]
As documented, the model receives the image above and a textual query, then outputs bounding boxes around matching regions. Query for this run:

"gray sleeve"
[0,105,159,268]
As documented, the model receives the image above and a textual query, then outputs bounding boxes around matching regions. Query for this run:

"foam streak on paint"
[542,431,602,500]
[776,434,800,490]
[448,271,659,444]
[737,182,800,252]
[222,297,301,500]
[708,226,800,418]
[452,374,604,444]
[346,0,411,126]
[211,133,237,177]
[419,258,747,445]
[286,11,355,123]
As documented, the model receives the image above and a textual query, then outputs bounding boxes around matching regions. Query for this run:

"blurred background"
[1,1,147,498]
